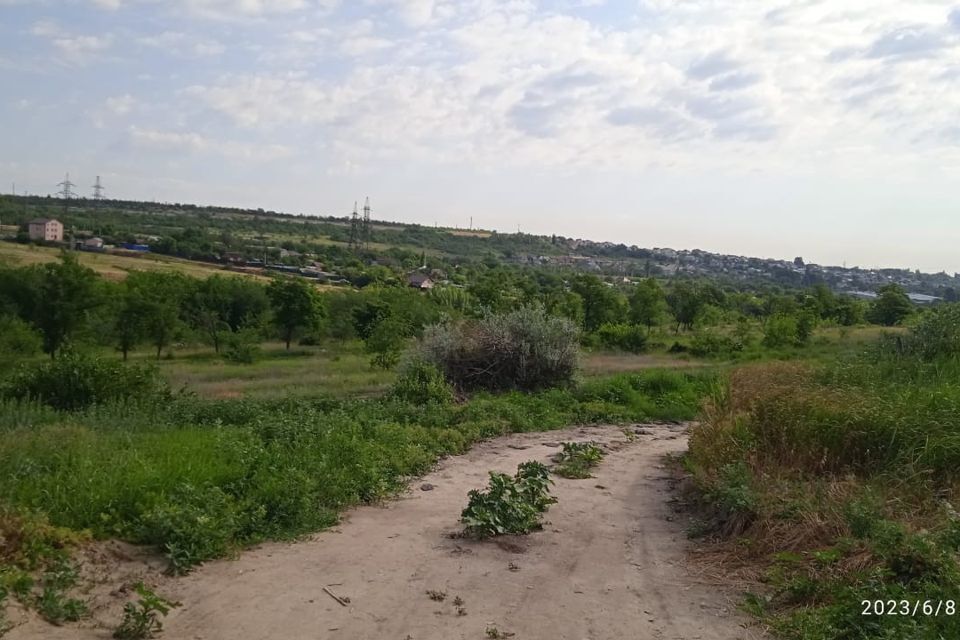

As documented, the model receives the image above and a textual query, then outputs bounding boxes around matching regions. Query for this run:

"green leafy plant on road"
[461,461,556,537]
[553,441,605,479]
[113,582,180,640]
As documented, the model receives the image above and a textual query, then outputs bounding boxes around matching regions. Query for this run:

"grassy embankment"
[685,313,960,639]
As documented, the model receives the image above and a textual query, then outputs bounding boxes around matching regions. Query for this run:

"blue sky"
[2,0,960,272]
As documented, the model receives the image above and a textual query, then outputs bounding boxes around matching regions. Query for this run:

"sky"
[2,1,960,273]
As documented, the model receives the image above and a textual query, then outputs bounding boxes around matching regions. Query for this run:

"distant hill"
[1,194,956,299]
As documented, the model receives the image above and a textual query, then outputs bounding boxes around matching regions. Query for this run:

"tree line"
[0,253,921,365]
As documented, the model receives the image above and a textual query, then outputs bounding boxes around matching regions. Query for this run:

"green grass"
[685,352,960,639]
[0,240,269,282]
[0,367,713,580]
[149,341,395,399]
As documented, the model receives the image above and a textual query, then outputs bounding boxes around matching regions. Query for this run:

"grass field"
[0,240,269,282]
[97,325,892,401]
[147,342,395,399]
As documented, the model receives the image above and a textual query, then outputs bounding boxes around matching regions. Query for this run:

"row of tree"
[0,253,920,364]
[0,255,325,359]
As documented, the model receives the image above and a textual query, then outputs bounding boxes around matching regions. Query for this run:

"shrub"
[595,323,648,353]
[365,316,411,369]
[762,314,797,348]
[0,353,170,411]
[390,359,454,405]
[222,329,261,364]
[0,315,42,359]
[878,303,960,361]
[689,329,740,358]
[418,305,579,392]
[138,484,239,574]
[461,461,557,537]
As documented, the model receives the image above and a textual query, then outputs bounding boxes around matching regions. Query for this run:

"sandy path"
[10,423,759,640]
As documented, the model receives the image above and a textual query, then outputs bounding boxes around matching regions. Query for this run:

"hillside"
[1,194,958,298]
[0,239,268,282]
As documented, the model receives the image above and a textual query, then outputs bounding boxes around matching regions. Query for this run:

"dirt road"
[11,424,759,640]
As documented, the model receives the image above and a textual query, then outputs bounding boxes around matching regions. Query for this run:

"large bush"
[877,303,960,361]
[0,315,42,359]
[0,353,170,411]
[596,323,647,353]
[418,306,579,392]
[390,359,454,405]
[689,329,742,358]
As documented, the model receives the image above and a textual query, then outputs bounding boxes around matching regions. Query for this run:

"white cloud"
[88,0,336,18]
[129,126,294,161]
[137,31,226,57]
[29,20,113,64]
[105,94,137,115]
[13,0,960,188]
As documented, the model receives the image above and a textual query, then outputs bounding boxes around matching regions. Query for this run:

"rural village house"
[407,273,434,290]
[27,218,64,242]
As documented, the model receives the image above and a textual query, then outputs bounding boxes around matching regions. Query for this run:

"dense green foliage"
[267,278,325,350]
[1,354,169,411]
[866,283,914,327]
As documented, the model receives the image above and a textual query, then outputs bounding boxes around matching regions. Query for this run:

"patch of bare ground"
[8,424,763,640]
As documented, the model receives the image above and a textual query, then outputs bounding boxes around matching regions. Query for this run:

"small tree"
[35,254,100,357]
[111,286,148,361]
[187,276,269,354]
[629,278,667,333]
[867,284,913,327]
[126,272,193,360]
[267,278,324,349]
[570,274,628,333]
[365,315,411,369]
[762,314,798,348]
[667,281,705,332]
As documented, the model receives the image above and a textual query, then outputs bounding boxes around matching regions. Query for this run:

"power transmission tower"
[57,172,76,216]
[57,172,76,199]
[348,201,361,252]
[362,196,371,249]
[92,175,105,201]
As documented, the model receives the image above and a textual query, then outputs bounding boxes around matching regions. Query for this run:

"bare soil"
[8,423,761,640]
